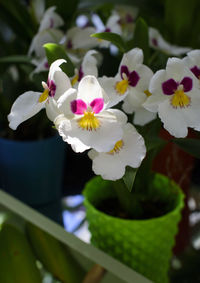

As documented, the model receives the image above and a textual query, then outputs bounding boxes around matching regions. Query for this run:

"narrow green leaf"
[0,55,32,64]
[123,166,138,192]
[46,0,79,25]
[164,0,197,45]
[91,32,126,52]
[131,17,149,64]
[44,43,74,77]
[172,138,200,158]
[0,0,36,39]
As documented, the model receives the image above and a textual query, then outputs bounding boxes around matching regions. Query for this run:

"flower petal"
[133,107,157,126]
[57,88,77,116]
[98,76,127,108]
[158,99,188,137]
[39,6,64,32]
[91,151,125,181]
[120,48,143,71]
[77,75,108,106]
[58,110,123,152]
[45,98,60,122]
[82,50,98,78]
[88,123,146,181]
[8,91,44,130]
[90,98,104,113]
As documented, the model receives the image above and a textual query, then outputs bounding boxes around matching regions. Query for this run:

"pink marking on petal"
[71,99,87,114]
[90,98,104,114]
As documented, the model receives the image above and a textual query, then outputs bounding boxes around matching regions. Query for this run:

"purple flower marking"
[120,65,140,87]
[47,79,56,97]
[67,39,73,49]
[49,18,54,28]
[180,77,193,92]
[125,13,134,23]
[190,65,200,79]
[162,79,178,95]
[78,66,84,82]
[152,38,158,47]
[44,61,49,69]
[104,27,111,32]
[71,99,87,114]
[71,98,104,115]
[162,77,193,95]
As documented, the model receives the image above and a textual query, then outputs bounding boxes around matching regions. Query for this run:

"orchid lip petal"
[71,99,87,114]
[162,78,178,95]
[180,76,193,92]
[90,98,104,114]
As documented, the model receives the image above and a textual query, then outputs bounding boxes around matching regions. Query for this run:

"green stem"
[112,180,142,218]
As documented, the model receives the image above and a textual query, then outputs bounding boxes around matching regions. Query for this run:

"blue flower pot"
[0,134,66,208]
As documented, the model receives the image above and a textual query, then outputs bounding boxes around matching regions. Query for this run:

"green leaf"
[172,138,200,158]
[130,17,150,64]
[0,55,32,64]
[91,32,126,53]
[44,43,75,77]
[0,0,36,40]
[164,0,198,45]
[123,166,138,192]
[46,0,79,26]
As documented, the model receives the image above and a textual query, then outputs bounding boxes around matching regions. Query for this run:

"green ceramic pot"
[83,173,184,283]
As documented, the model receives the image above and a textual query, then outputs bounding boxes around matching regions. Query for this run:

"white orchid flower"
[182,50,200,83]
[149,27,191,56]
[28,6,64,58]
[31,0,45,23]
[64,26,97,51]
[39,6,64,32]
[113,5,138,40]
[8,59,71,130]
[99,48,156,125]
[28,29,64,58]
[88,123,146,181]
[183,50,200,131]
[92,13,122,48]
[30,57,49,77]
[70,50,98,87]
[54,75,126,153]
[143,58,200,137]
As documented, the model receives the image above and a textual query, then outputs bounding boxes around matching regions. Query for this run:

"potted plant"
[6,0,200,282]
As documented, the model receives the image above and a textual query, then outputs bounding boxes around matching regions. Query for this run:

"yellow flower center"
[71,74,79,86]
[38,89,49,103]
[144,89,152,97]
[171,88,190,108]
[78,112,100,131]
[115,79,129,95]
[108,140,124,155]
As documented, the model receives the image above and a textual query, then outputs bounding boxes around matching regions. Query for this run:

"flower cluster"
[8,43,200,181]
[7,4,200,182]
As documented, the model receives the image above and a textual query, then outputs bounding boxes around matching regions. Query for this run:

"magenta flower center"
[71,98,104,115]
